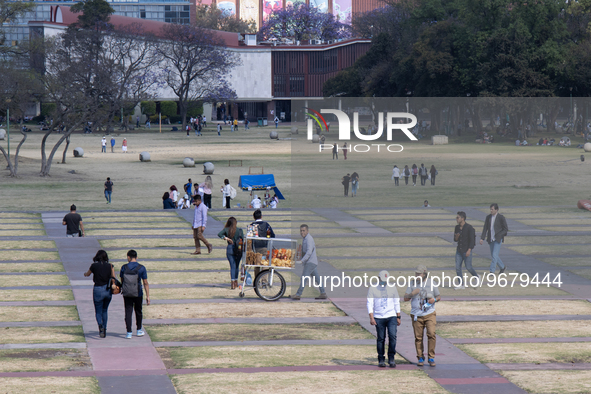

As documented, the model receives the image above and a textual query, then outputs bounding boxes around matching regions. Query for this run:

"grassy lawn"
[0,377,99,394]
[0,326,84,344]
[0,306,79,322]
[0,289,73,301]
[84,221,189,229]
[401,300,591,316]
[328,257,487,270]
[0,349,91,372]
[0,251,60,261]
[569,269,591,281]
[346,209,453,215]
[0,213,40,218]
[314,236,451,247]
[504,236,591,245]
[138,260,228,271]
[438,320,591,338]
[150,287,239,299]
[100,238,222,249]
[0,274,69,287]
[318,246,454,258]
[171,370,447,394]
[500,371,591,394]
[0,219,43,224]
[148,271,228,285]
[145,302,344,320]
[458,342,591,364]
[147,323,373,342]
[0,230,46,236]
[507,245,591,255]
[538,257,591,267]
[87,229,189,236]
[0,224,44,230]
[369,220,484,227]
[0,241,55,250]
[108,249,222,260]
[0,263,64,273]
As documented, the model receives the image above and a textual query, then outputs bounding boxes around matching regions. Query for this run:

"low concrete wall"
[432,135,449,145]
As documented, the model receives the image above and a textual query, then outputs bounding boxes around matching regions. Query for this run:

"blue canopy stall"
[238,174,285,200]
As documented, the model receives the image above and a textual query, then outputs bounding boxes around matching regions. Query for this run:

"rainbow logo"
[304,107,328,134]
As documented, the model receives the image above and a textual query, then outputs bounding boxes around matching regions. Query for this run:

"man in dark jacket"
[480,203,509,273]
[454,211,480,289]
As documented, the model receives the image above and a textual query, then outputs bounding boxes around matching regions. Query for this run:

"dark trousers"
[204,194,212,209]
[431,175,436,185]
[375,316,397,363]
[225,196,231,209]
[124,296,143,332]
[412,175,417,184]
[404,176,409,185]
[394,177,399,186]
[343,184,349,196]
[421,175,427,185]
[333,152,338,159]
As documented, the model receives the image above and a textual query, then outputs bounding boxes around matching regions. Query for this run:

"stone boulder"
[73,147,84,157]
[312,134,319,143]
[183,157,195,167]
[291,126,298,134]
[270,131,278,139]
[203,162,214,174]
[139,151,151,162]
[0,129,5,140]
[584,143,591,152]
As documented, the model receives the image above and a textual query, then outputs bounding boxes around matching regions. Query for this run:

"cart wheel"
[239,291,245,298]
[254,269,286,301]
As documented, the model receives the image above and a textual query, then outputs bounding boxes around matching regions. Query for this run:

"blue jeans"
[296,263,325,296]
[489,240,505,272]
[351,182,358,196]
[375,316,397,363]
[104,190,112,203]
[226,244,239,281]
[93,285,112,329]
[455,250,478,286]
[101,146,106,153]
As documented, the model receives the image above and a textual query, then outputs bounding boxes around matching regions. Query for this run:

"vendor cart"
[238,232,297,301]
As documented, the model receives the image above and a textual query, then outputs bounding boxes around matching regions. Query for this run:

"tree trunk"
[13,131,28,176]
[40,126,77,177]
[0,146,16,177]
[39,130,51,175]
[62,135,70,164]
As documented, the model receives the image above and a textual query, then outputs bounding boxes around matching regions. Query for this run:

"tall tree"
[70,0,115,29]
[156,23,239,132]
[0,0,34,54]
[195,3,257,33]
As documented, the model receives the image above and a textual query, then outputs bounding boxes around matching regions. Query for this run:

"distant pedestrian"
[217,124,221,136]
[84,250,115,338]
[145,119,150,129]
[104,177,113,204]
[342,142,348,160]
[292,224,327,300]
[222,179,232,209]
[392,165,400,186]
[122,138,127,153]
[245,118,250,130]
[423,200,431,208]
[101,137,107,153]
[342,173,350,196]
[120,250,150,339]
[368,270,400,368]
[136,116,140,128]
[480,203,509,274]
[351,172,359,197]
[184,179,193,198]
[233,118,238,131]
[430,165,437,185]
[62,204,84,237]
[332,143,338,160]
[454,211,480,289]
[199,176,213,209]
[186,124,190,136]
[110,137,115,153]
[403,165,410,185]
[274,116,279,128]
[412,164,418,186]
[203,115,207,127]
[419,163,428,186]
[191,195,212,255]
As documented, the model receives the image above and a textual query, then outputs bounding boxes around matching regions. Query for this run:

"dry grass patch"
[0,377,99,394]
[539,257,591,267]
[0,251,60,261]
[147,323,373,342]
[0,224,44,230]
[0,241,55,250]
[504,236,591,245]
[0,349,91,372]
[0,326,84,344]
[275,227,354,235]
[84,222,188,229]
[500,371,591,394]
[384,227,452,233]
[0,230,46,236]
[329,257,486,270]
[354,214,456,220]
[150,287,239,299]
[0,289,73,301]
[516,219,591,226]
[0,274,69,287]
[0,213,40,218]
[109,249,224,260]
[507,245,591,255]
[438,320,591,339]
[84,211,178,217]
[570,269,591,281]
[348,209,452,215]
[370,220,484,227]
[319,246,454,258]
[83,216,185,223]
[172,370,446,394]
[87,229,189,236]
[141,260,227,271]
[0,219,43,224]
[161,345,380,369]
[0,263,63,273]
[478,207,580,214]
[149,271,228,285]
[145,302,343,319]
[316,236,451,247]
[101,238,203,249]
[0,306,79,322]
[536,226,591,232]
[404,300,591,316]
[458,342,591,364]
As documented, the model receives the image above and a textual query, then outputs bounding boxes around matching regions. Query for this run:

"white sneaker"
[454,285,465,290]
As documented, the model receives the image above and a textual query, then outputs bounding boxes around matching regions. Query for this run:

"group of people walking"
[101,136,127,153]
[163,177,214,210]
[392,164,438,186]
[341,172,359,196]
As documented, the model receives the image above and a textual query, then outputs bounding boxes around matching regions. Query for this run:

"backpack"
[420,167,427,176]
[229,186,237,199]
[233,235,243,260]
[121,264,143,297]
[253,221,270,249]
[412,167,418,175]
[405,169,410,176]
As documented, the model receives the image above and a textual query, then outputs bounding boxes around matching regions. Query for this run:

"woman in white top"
[251,195,262,209]
[222,179,232,209]
[169,185,179,208]
[391,165,400,186]
[270,194,278,209]
[199,176,213,209]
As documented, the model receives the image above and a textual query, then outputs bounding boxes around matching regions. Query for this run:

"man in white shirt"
[367,270,401,368]
[191,195,212,255]
[251,195,261,209]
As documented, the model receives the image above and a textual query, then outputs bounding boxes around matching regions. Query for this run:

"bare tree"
[157,23,240,132]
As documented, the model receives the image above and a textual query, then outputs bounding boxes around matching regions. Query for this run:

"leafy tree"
[70,0,115,29]
[160,101,177,118]
[0,0,34,53]
[141,101,156,116]
[195,3,256,33]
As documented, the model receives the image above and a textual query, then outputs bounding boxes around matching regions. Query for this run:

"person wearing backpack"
[403,165,411,185]
[120,250,150,339]
[84,250,116,338]
[218,217,244,289]
[250,209,275,277]
[419,163,428,186]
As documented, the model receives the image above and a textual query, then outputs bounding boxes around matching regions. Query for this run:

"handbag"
[109,277,122,295]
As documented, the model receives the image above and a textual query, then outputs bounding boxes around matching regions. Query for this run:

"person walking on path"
[368,270,401,368]
[404,264,441,367]
[233,118,238,131]
[392,165,400,186]
[245,118,249,130]
[84,250,115,338]
[411,164,418,186]
[419,163,428,186]
[221,179,232,209]
[120,250,149,339]
[218,217,244,289]
[101,137,107,153]
[430,165,438,185]
[403,165,410,185]
[342,173,350,196]
[62,204,84,237]
[274,116,279,128]
[342,142,348,160]
[104,177,113,204]
[191,194,212,255]
[454,211,480,289]
[332,143,338,160]
[217,123,222,136]
[350,172,359,197]
[122,138,127,153]
[292,224,327,300]
[136,116,140,128]
[480,203,509,273]
[110,137,115,153]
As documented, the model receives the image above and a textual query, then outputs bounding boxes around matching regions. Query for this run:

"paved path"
[42,212,177,394]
